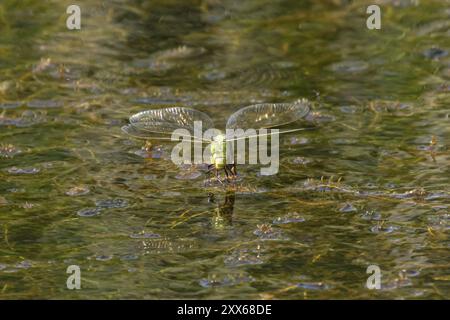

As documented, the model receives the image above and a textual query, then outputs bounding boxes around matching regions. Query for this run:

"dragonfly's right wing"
[224,127,315,143]
[226,99,311,131]
[224,99,312,142]
[122,107,214,143]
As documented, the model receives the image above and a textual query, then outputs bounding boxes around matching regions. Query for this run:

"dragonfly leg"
[223,165,231,181]
[207,164,214,180]
[215,168,224,185]
[228,164,237,178]
[207,192,215,203]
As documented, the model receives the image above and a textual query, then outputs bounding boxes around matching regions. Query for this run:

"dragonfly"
[122,99,311,182]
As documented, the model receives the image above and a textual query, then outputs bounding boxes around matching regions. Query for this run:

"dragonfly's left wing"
[122,123,185,141]
[123,107,214,143]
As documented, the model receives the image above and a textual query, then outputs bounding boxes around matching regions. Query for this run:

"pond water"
[0,0,449,299]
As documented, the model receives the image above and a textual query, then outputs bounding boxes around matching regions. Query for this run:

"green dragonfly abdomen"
[210,134,226,169]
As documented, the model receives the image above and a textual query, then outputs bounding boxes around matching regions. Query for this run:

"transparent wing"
[224,127,314,142]
[226,98,311,130]
[130,107,214,134]
[124,107,214,142]
[121,124,190,141]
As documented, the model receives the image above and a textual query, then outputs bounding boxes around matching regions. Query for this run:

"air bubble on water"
[339,203,357,213]
[364,183,378,189]
[2,268,19,273]
[416,20,450,36]
[289,137,309,145]
[370,224,399,234]
[400,269,420,278]
[0,102,22,109]
[331,138,358,145]
[329,60,369,74]
[133,149,152,158]
[339,105,358,114]
[95,198,128,208]
[224,249,264,267]
[385,183,397,189]
[199,70,227,81]
[291,157,311,165]
[122,139,136,146]
[26,99,63,108]
[199,273,255,288]
[273,213,305,224]
[95,255,113,262]
[425,193,449,200]
[77,207,102,217]
[160,191,182,197]
[432,205,448,211]
[416,145,433,151]
[296,282,330,290]
[15,260,32,269]
[253,224,288,240]
[133,146,167,159]
[120,254,139,261]
[16,110,46,127]
[175,170,202,180]
[129,232,161,239]
[66,186,90,196]
[428,214,450,230]
[6,166,40,175]
[361,210,382,221]
[144,174,158,181]
[381,278,412,291]
[423,47,448,60]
